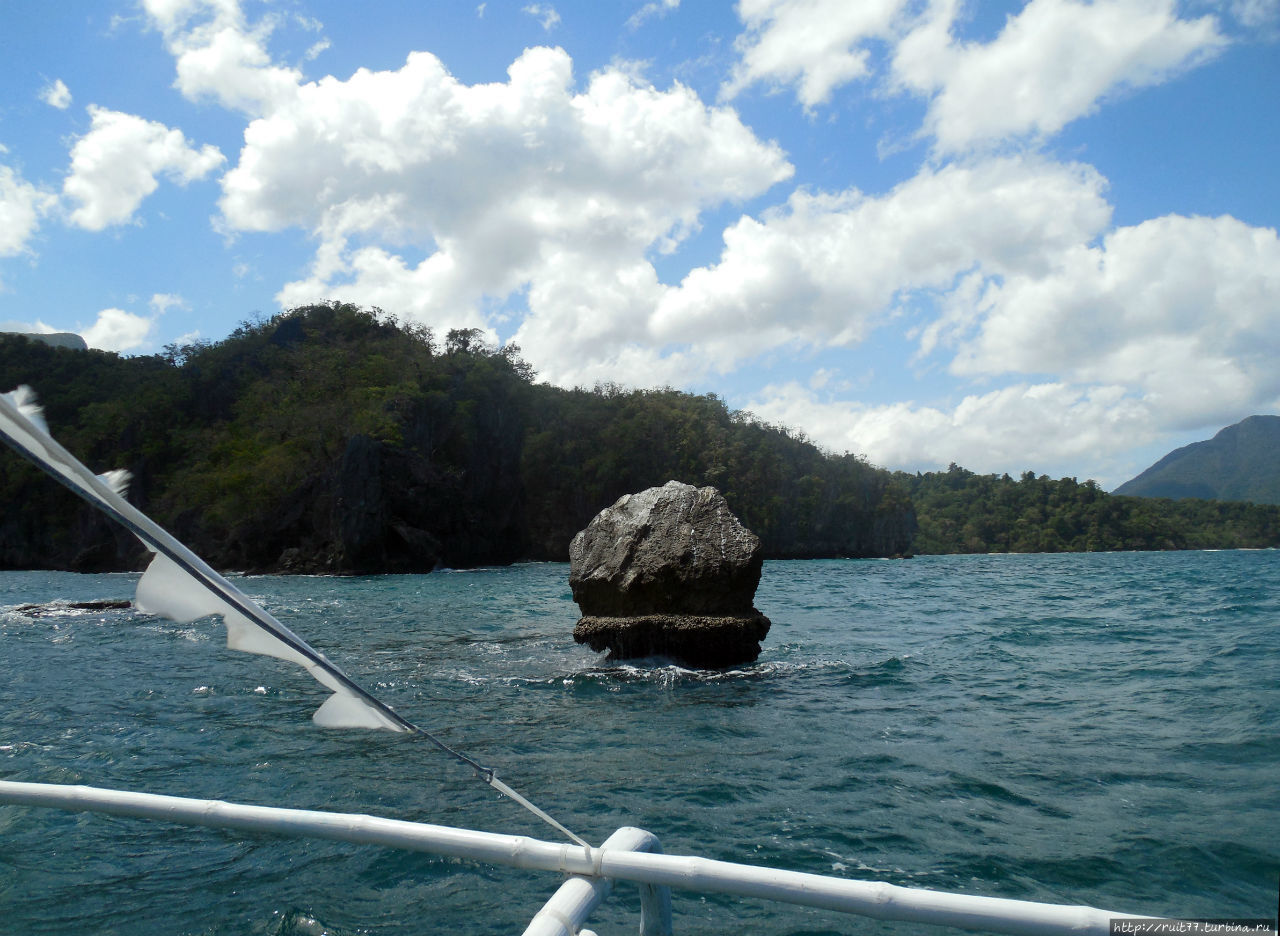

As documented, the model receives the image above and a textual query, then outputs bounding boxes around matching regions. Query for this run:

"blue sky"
[1,0,1278,488]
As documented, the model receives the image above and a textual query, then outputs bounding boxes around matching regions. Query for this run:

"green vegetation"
[520,382,914,560]
[901,465,1280,554]
[0,303,913,572]
[3,304,1277,573]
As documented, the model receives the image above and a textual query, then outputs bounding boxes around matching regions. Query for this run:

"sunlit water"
[1,552,1277,935]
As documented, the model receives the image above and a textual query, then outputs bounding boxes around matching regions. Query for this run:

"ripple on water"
[1,554,1278,933]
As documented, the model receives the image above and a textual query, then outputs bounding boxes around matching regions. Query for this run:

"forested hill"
[0,304,915,573]
[1114,415,1280,505]
[899,465,1280,554]
[4,305,1276,573]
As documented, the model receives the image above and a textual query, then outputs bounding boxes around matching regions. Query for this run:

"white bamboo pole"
[0,781,1159,936]
[522,871,608,936]
[522,826,672,936]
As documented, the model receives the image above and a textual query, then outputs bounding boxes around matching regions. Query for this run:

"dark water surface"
[1,552,1277,934]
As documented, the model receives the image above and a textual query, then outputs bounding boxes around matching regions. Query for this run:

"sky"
[1,0,1278,489]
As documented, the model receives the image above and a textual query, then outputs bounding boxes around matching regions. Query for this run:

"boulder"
[574,613,771,670]
[570,481,771,667]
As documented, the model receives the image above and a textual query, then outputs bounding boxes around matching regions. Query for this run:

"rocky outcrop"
[0,331,87,351]
[570,481,771,668]
[574,612,771,669]
[286,435,447,575]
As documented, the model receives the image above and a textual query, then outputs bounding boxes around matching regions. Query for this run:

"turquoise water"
[1,552,1277,934]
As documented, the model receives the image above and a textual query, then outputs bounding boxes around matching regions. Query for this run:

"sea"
[1,551,1277,935]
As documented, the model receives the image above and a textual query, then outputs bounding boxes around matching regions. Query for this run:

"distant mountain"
[1114,415,1280,504]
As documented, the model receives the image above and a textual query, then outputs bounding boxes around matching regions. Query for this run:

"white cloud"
[275,242,498,340]
[142,0,236,35]
[628,0,679,31]
[747,380,1156,483]
[648,156,1111,372]
[79,307,158,352]
[743,212,1280,482]
[304,38,330,61]
[62,106,225,231]
[523,4,561,31]
[0,319,59,335]
[149,292,189,315]
[40,79,72,109]
[1230,0,1280,28]
[205,41,790,378]
[0,165,57,256]
[142,0,302,114]
[723,0,907,108]
[943,213,1280,430]
[722,184,1280,483]
[893,0,1226,153]
[724,0,1225,149]
[127,0,1274,486]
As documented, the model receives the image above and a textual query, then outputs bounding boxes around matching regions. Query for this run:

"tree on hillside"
[0,303,918,571]
[898,467,1280,554]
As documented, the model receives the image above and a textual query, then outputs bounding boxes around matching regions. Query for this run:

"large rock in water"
[570,481,770,668]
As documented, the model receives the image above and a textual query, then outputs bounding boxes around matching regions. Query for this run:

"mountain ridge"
[1114,415,1280,505]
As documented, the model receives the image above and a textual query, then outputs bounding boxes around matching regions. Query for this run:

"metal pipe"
[0,781,1159,936]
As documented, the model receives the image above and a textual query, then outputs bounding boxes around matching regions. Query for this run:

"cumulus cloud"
[724,0,1224,151]
[62,106,225,231]
[0,165,57,256]
[741,209,1280,482]
[943,214,1280,430]
[275,241,498,341]
[723,0,907,109]
[142,0,302,114]
[40,78,72,109]
[205,40,790,380]
[510,154,1114,388]
[893,0,1226,153]
[142,0,793,385]
[130,0,1274,485]
[648,156,1111,371]
[747,380,1156,481]
[79,307,158,352]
